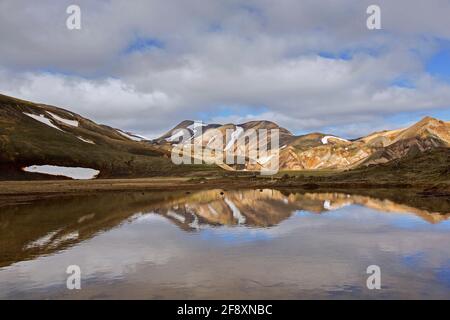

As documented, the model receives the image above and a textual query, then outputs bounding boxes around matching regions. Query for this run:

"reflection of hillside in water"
[157,189,450,229]
[1,189,449,267]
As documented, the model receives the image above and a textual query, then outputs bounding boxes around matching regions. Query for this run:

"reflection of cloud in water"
[1,189,450,299]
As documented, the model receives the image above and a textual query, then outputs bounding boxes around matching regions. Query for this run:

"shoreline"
[0,176,448,204]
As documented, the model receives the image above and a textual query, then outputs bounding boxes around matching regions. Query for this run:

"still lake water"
[1,189,449,299]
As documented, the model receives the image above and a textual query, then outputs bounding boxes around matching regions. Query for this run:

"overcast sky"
[1,0,450,138]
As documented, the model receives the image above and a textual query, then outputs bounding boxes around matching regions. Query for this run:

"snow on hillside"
[224,126,244,151]
[77,136,95,144]
[116,129,145,141]
[167,129,186,142]
[23,113,64,132]
[131,133,149,140]
[22,165,99,180]
[321,135,349,144]
[187,122,207,137]
[46,111,79,127]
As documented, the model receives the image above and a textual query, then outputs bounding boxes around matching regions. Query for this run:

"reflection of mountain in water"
[156,189,450,230]
[1,189,449,267]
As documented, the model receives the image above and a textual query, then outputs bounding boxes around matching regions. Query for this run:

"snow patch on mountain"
[167,129,186,143]
[187,122,207,137]
[116,130,145,141]
[23,113,63,132]
[22,165,99,180]
[77,136,95,144]
[131,133,149,140]
[224,126,244,151]
[321,135,349,144]
[46,111,79,127]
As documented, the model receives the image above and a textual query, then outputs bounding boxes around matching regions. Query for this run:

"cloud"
[0,69,177,137]
[0,0,450,138]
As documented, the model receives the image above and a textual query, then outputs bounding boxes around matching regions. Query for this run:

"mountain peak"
[239,120,293,135]
[408,116,446,132]
[174,120,195,127]
[240,120,278,127]
[418,116,440,125]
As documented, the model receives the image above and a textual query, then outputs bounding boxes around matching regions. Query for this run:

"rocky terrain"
[153,116,450,172]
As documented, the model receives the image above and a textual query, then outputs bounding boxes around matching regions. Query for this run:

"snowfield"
[46,111,79,127]
[167,129,187,142]
[23,113,63,132]
[117,129,145,141]
[22,165,100,180]
[187,122,207,137]
[321,135,349,144]
[77,136,95,144]
[224,126,244,151]
[131,133,149,140]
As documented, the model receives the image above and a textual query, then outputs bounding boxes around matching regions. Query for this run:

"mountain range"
[152,114,450,172]
[0,93,449,180]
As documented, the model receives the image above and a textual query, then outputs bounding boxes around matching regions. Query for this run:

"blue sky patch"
[318,51,352,61]
[425,39,450,82]
[124,37,164,54]
[197,105,269,122]
[390,76,416,89]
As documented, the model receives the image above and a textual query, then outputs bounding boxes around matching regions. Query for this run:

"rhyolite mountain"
[153,116,450,171]
[0,93,449,180]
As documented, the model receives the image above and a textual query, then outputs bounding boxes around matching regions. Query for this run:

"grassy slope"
[274,147,450,187]
[0,94,220,180]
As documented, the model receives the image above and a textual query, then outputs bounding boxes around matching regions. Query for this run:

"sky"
[0,0,450,139]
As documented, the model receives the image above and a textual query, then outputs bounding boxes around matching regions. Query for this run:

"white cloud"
[0,0,450,137]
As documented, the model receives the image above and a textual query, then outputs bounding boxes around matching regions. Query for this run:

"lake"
[1,188,449,299]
